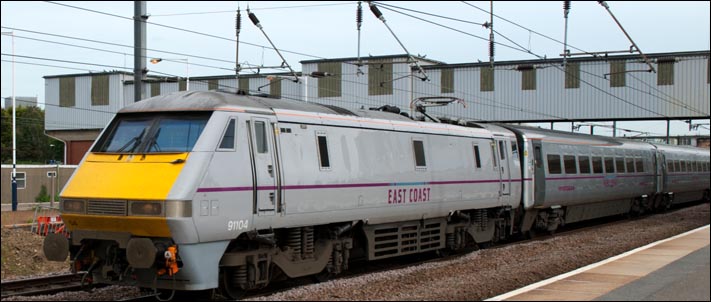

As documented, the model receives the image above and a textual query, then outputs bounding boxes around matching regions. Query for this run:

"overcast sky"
[1,1,709,136]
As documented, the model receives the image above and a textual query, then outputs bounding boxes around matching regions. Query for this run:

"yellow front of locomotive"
[44,110,213,290]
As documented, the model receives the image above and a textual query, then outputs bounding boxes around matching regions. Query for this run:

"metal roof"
[118,90,414,122]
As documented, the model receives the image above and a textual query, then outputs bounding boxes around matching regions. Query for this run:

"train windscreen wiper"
[145,128,162,152]
[116,129,145,153]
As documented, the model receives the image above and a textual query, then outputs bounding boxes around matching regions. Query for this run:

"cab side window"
[218,118,236,150]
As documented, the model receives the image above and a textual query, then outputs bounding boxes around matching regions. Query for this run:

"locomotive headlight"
[129,201,164,216]
[62,199,85,213]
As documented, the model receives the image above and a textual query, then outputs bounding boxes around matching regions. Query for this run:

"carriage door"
[532,142,546,206]
[495,138,512,197]
[250,118,277,215]
[655,151,666,193]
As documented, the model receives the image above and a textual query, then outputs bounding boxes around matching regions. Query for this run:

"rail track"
[0,272,89,298]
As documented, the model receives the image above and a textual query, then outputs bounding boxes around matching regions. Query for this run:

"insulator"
[248,11,260,26]
[564,1,571,11]
[489,40,495,58]
[356,2,363,28]
[236,10,242,33]
[369,2,383,19]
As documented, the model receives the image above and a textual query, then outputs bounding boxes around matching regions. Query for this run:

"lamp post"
[150,58,189,91]
[2,31,17,211]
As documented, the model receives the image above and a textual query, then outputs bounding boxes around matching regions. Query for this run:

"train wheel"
[219,267,247,300]
[312,269,336,283]
[435,248,451,258]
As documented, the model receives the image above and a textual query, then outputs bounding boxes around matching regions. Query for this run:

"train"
[43,90,710,299]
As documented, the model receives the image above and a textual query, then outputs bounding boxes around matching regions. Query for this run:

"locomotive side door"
[249,117,277,215]
[495,138,512,198]
[494,138,511,204]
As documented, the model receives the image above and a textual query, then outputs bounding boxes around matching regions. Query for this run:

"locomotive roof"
[503,124,653,148]
[119,90,414,122]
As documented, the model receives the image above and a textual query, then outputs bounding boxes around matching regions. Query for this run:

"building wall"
[45,73,126,131]
[4,96,38,108]
[1,165,77,205]
[413,53,709,122]
[42,52,709,165]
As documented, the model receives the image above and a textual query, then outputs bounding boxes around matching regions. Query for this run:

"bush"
[35,185,50,203]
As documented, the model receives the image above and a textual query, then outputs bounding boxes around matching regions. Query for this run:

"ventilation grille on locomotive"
[87,200,127,216]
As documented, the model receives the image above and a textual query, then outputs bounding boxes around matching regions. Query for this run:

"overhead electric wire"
[1,26,273,70]
[7,2,704,131]
[44,1,326,60]
[455,2,702,117]
[370,3,670,120]
[460,1,596,57]
[1,53,133,71]
[490,29,668,118]
[373,1,485,26]
[1,59,101,72]
[149,2,357,17]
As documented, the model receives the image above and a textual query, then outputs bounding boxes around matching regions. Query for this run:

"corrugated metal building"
[299,51,709,122]
[44,52,709,164]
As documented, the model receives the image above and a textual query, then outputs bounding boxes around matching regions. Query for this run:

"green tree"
[0,106,64,164]
[0,108,11,163]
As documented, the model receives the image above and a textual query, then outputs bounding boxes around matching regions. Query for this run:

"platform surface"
[487,225,710,301]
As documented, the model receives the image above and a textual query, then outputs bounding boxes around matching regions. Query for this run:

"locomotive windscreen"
[93,112,212,153]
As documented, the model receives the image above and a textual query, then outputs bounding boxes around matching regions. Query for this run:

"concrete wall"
[1,165,77,208]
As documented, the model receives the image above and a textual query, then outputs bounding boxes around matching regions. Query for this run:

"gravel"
[2,202,708,301]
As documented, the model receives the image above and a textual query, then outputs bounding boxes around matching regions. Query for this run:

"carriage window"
[616,157,625,173]
[578,156,591,174]
[626,158,635,173]
[635,158,644,173]
[604,157,614,173]
[254,121,268,153]
[317,134,330,169]
[667,160,675,173]
[681,161,688,172]
[592,157,603,174]
[675,160,681,172]
[473,145,482,168]
[413,140,427,168]
[564,155,577,174]
[498,141,506,160]
[534,147,542,168]
[547,154,562,174]
[218,119,236,150]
